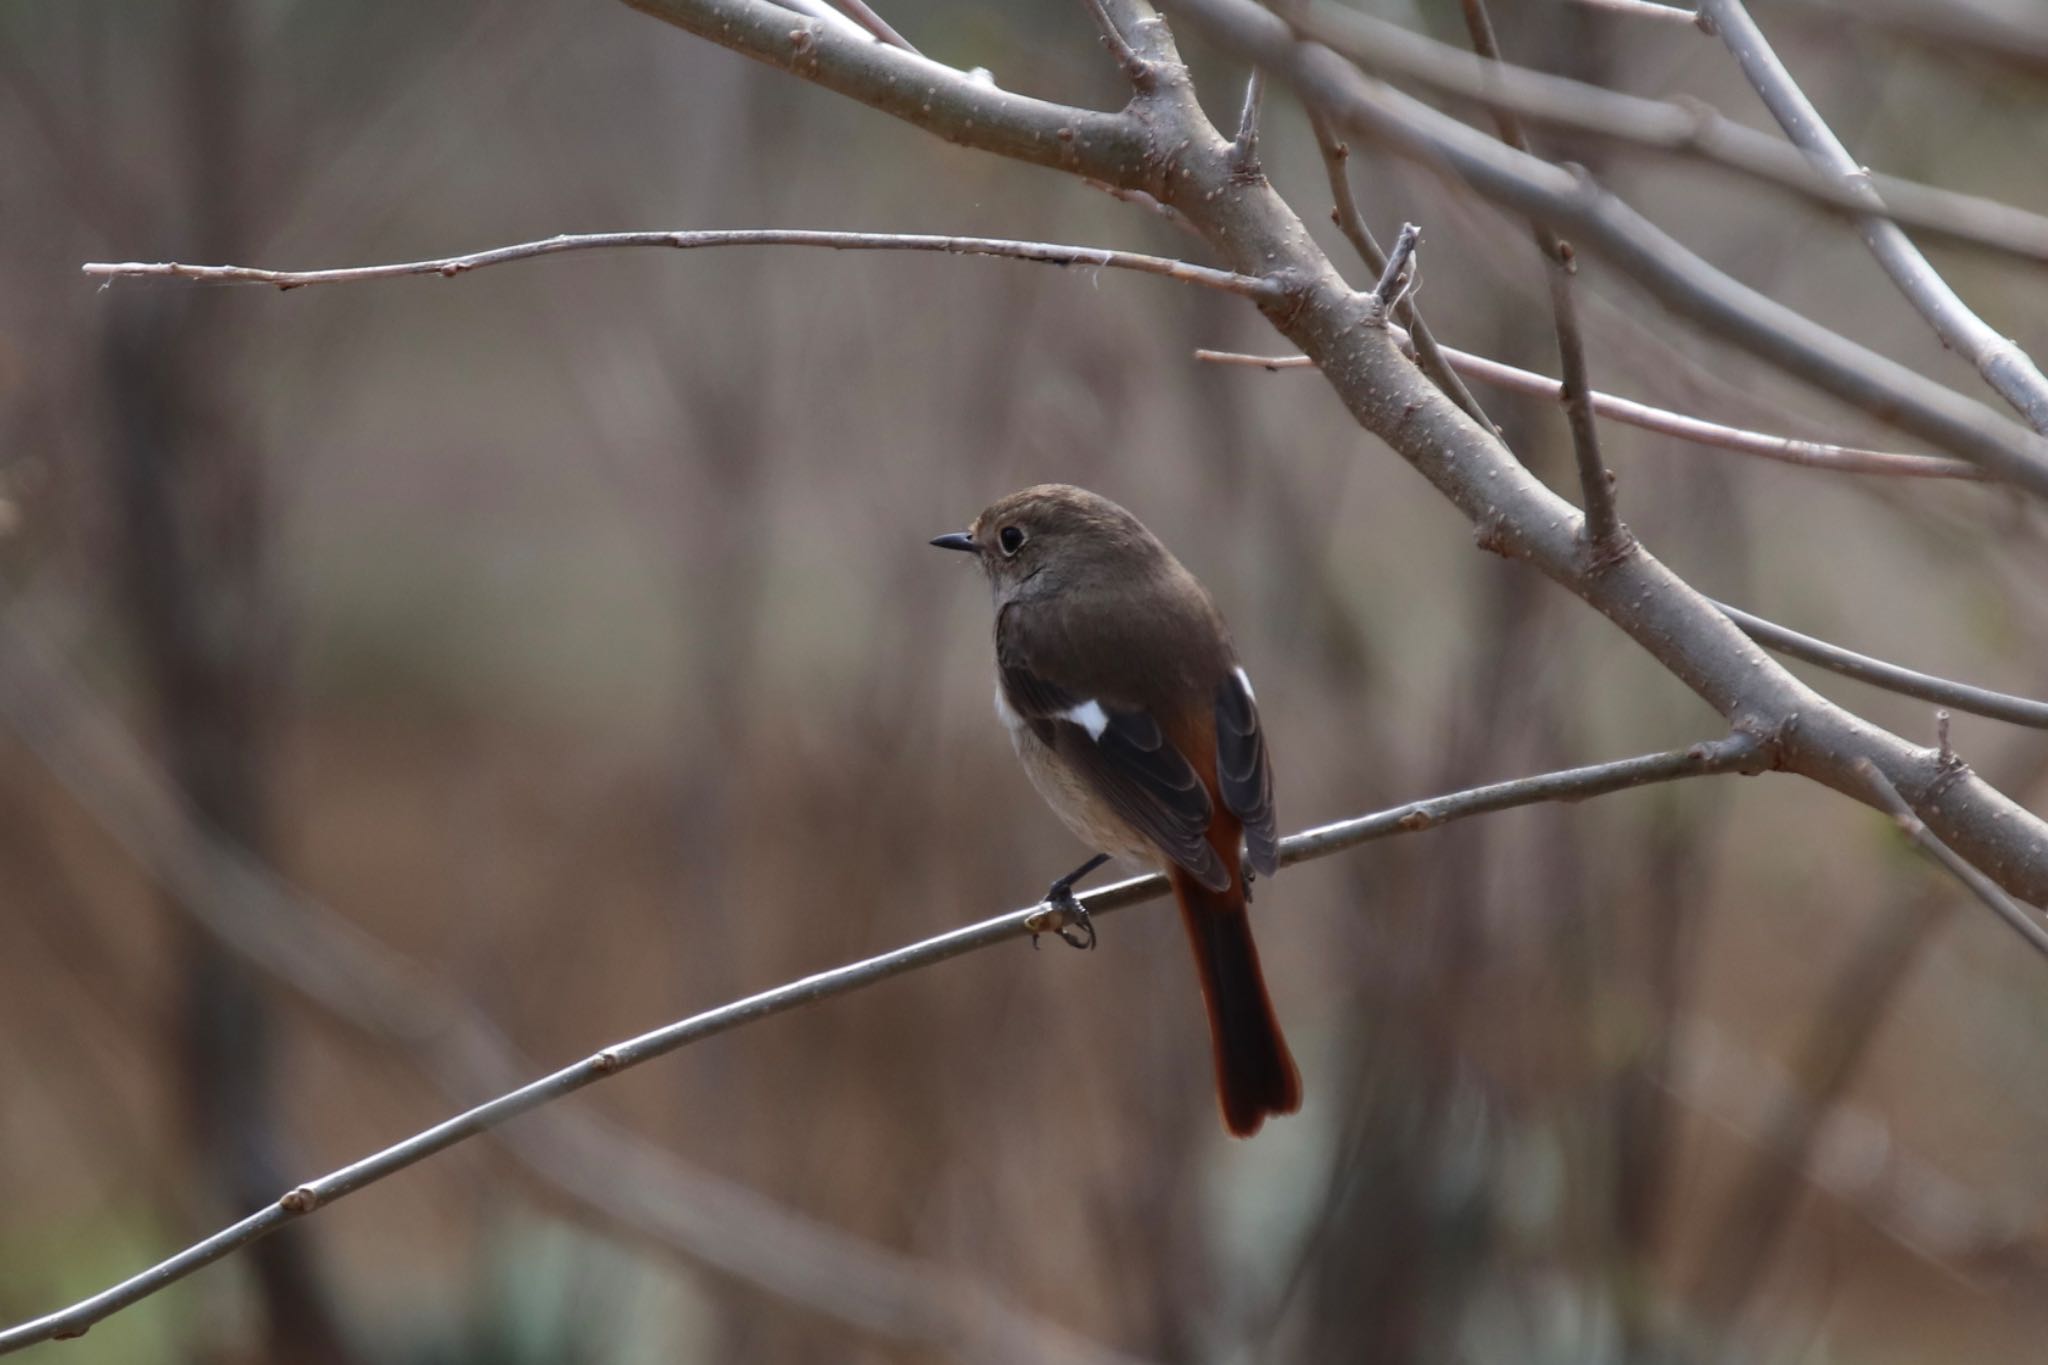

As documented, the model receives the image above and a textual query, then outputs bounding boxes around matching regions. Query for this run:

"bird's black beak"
[929,531,977,553]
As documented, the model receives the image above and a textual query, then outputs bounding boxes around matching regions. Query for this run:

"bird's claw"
[1047,885,1096,951]
[1025,886,1096,951]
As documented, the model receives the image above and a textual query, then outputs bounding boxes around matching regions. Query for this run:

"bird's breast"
[994,680,1154,863]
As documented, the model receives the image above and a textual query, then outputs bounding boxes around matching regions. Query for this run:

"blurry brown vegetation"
[4,2,2048,1362]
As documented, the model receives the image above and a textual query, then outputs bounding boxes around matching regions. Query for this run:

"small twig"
[1193,346,1984,481]
[0,733,1763,1353]
[1858,761,2048,958]
[82,229,1281,300]
[1571,0,1709,26]
[1698,0,2048,433]
[826,0,921,52]
[1079,0,1154,88]
[1229,67,1265,173]
[1458,0,1622,552]
[1369,222,1421,314]
[1713,601,2048,729]
[1937,710,1953,765]
[1305,108,1497,434]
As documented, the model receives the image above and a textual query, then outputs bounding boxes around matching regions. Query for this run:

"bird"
[931,483,1301,1138]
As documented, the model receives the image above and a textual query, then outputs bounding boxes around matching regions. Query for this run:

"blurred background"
[3,1,2047,1361]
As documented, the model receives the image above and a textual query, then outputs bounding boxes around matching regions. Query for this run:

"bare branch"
[1698,0,2048,432]
[1859,762,2048,960]
[1571,0,1707,25]
[827,0,921,53]
[1305,108,1497,433]
[1456,0,1621,550]
[1193,346,1986,481]
[1079,0,1155,88]
[0,616,1151,1365]
[1275,2,2048,269]
[82,228,1280,299]
[1715,601,2048,728]
[0,732,1767,1354]
[1167,0,2048,498]
[620,0,1150,178]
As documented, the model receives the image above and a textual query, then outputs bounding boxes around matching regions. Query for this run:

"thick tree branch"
[1195,345,1984,481]
[1128,0,2048,900]
[619,0,1151,178]
[1176,0,2048,496]
[83,229,1278,299]
[0,734,1766,1353]
[1699,0,2048,433]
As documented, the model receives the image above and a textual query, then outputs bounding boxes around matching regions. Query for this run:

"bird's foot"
[1024,853,1109,951]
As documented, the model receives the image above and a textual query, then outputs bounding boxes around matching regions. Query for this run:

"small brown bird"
[932,484,1301,1137]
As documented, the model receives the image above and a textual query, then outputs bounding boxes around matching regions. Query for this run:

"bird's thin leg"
[1037,852,1110,950]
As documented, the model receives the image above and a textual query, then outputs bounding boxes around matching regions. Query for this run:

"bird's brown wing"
[1214,669,1277,877]
[997,607,1228,890]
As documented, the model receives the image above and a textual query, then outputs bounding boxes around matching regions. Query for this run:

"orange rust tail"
[1169,866,1301,1137]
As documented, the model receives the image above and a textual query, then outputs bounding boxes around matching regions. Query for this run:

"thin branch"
[1571,0,1707,26]
[1456,0,1621,550]
[0,617,1151,1365]
[1273,2,2048,269]
[1193,346,1986,481]
[0,732,1766,1354]
[1698,0,2048,433]
[1715,601,2048,728]
[826,0,921,53]
[1166,0,2048,498]
[1858,762,2048,959]
[1229,66,1265,173]
[82,229,1280,300]
[1080,0,1154,88]
[1305,108,1497,433]
[779,0,880,43]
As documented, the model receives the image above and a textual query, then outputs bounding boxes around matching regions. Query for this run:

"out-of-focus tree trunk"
[99,3,359,1361]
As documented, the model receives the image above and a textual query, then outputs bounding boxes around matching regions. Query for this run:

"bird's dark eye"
[998,525,1026,556]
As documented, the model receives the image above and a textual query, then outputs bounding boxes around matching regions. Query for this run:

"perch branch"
[0,734,1767,1353]
[0,616,1152,1365]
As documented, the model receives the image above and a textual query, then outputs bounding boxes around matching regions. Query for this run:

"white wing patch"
[1061,699,1110,741]
[1233,666,1256,703]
